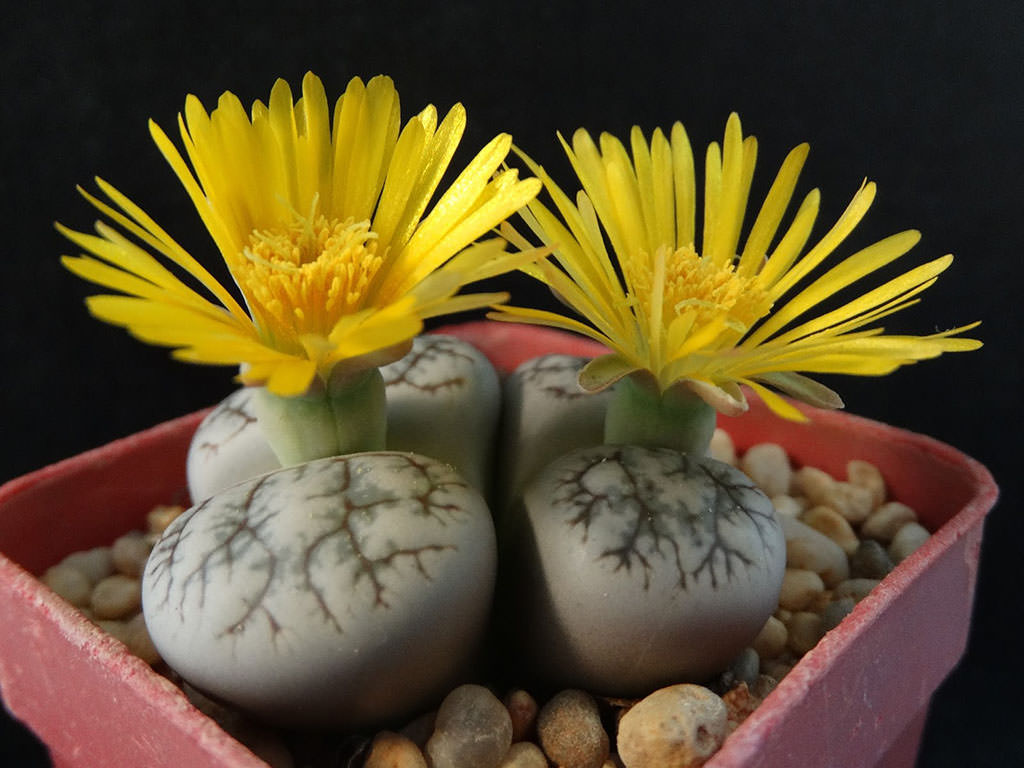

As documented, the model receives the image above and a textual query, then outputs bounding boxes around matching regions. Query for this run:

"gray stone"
[426,684,513,768]
[849,539,894,579]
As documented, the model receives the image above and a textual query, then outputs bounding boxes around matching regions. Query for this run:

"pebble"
[801,505,860,556]
[364,731,427,768]
[849,540,894,579]
[834,578,882,602]
[111,532,152,577]
[505,689,539,743]
[721,682,761,735]
[785,612,824,655]
[770,494,805,518]
[727,648,761,688]
[889,522,931,563]
[90,574,142,619]
[399,711,436,749]
[791,466,835,503]
[821,597,857,632]
[617,684,727,768]
[760,658,794,681]
[751,615,788,659]
[778,568,826,611]
[778,515,849,587]
[822,481,875,524]
[42,564,92,607]
[537,689,609,768]
[498,741,549,768]
[861,501,918,543]
[708,428,736,465]
[146,505,185,536]
[740,443,791,497]
[426,685,513,768]
[846,460,886,508]
[60,546,114,585]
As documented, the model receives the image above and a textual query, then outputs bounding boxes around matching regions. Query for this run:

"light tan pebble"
[807,588,834,615]
[889,522,930,563]
[773,607,792,624]
[504,689,538,743]
[364,731,427,768]
[90,574,142,619]
[861,501,919,543]
[822,481,875,524]
[846,459,886,508]
[779,514,849,587]
[834,578,881,602]
[111,532,152,578]
[147,505,185,536]
[722,682,761,736]
[399,710,436,748]
[708,428,736,465]
[751,615,788,659]
[800,505,860,556]
[498,741,548,768]
[426,684,513,768]
[42,564,93,607]
[123,613,161,665]
[60,547,114,585]
[740,443,792,498]
[750,674,778,699]
[537,689,609,768]
[770,494,805,518]
[791,466,836,503]
[786,611,824,655]
[760,658,794,681]
[778,568,825,611]
[821,597,857,632]
[617,684,727,768]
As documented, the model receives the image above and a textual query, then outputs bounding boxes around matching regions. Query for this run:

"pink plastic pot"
[0,323,997,768]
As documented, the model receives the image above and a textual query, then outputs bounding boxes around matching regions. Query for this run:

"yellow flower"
[60,72,541,396]
[492,114,980,420]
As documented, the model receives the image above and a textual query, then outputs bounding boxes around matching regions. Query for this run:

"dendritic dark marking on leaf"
[382,336,474,394]
[193,389,259,457]
[517,355,593,400]
[551,447,778,591]
[146,454,471,643]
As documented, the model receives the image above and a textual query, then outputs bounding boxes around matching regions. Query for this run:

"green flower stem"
[253,368,387,465]
[603,374,716,456]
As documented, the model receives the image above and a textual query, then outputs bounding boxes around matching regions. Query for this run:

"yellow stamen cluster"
[624,244,770,341]
[239,215,381,350]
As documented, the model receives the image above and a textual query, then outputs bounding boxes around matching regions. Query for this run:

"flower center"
[236,215,382,349]
[625,245,771,338]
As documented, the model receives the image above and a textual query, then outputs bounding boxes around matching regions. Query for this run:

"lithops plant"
[143,451,497,728]
[187,335,502,501]
[498,354,614,508]
[382,334,501,494]
[504,444,784,693]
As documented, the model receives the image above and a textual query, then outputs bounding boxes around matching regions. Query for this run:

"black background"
[2,1,1021,765]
